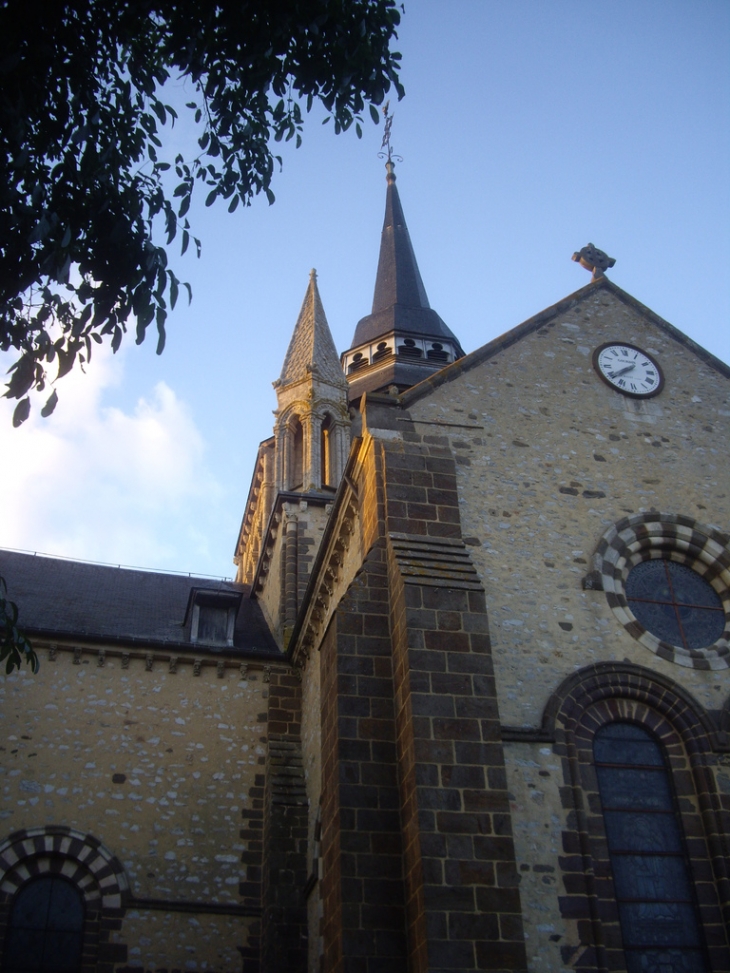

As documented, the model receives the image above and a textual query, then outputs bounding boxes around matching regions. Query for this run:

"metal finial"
[309,268,317,281]
[572,244,616,280]
[377,102,403,167]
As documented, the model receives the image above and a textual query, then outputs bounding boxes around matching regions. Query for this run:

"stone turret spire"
[342,162,465,400]
[278,269,347,390]
[273,271,349,495]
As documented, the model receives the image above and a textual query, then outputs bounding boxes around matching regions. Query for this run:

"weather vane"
[378,102,403,165]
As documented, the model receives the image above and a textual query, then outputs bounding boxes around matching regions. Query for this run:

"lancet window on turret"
[321,414,334,488]
[289,416,304,490]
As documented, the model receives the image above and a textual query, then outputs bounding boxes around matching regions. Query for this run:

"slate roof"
[351,163,464,353]
[278,270,346,388]
[0,549,280,657]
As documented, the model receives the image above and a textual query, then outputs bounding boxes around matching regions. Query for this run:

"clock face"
[593,342,664,398]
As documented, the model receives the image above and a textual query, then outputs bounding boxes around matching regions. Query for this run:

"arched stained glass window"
[2,875,84,973]
[593,723,707,973]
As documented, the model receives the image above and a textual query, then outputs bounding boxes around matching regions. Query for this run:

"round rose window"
[625,560,725,650]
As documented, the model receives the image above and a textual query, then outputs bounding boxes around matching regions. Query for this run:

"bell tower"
[341,160,465,400]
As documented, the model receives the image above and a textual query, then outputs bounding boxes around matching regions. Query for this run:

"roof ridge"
[397,277,730,408]
[0,546,235,583]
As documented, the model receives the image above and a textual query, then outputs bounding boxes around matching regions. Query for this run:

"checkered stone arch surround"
[0,825,128,909]
[593,512,730,670]
[545,663,730,972]
[0,826,130,972]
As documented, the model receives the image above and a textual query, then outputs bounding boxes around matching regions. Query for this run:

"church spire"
[342,162,465,400]
[369,160,431,317]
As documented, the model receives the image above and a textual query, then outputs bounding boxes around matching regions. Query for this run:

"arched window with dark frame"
[2,874,85,973]
[593,722,707,973]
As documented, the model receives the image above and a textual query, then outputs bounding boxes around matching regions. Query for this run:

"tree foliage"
[0,578,38,674]
[1,0,403,425]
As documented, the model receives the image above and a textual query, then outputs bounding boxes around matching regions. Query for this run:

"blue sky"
[1,0,728,579]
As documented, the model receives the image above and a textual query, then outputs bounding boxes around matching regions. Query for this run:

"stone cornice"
[233,437,274,567]
[30,638,284,670]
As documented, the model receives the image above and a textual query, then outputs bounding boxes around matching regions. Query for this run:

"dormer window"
[186,589,242,647]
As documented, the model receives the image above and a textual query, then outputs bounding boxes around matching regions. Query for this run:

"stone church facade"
[1,163,729,973]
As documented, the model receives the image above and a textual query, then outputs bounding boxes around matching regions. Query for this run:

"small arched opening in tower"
[321,413,334,488]
[290,416,303,489]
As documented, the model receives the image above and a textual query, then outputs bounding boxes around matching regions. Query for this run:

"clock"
[592,342,664,398]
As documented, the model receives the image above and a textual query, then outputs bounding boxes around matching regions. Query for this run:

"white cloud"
[0,347,228,574]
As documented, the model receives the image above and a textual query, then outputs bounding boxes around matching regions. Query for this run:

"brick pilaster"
[381,436,528,972]
[261,670,308,973]
[319,543,408,973]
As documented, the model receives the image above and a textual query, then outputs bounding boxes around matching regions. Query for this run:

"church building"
[1,158,729,973]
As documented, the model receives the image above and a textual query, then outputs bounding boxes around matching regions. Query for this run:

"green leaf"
[156,308,166,354]
[12,397,30,427]
[56,346,77,380]
[41,389,58,417]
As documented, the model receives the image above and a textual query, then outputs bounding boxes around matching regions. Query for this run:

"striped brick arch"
[0,825,128,909]
[592,511,730,669]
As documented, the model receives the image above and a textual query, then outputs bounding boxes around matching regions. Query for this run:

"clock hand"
[609,362,636,379]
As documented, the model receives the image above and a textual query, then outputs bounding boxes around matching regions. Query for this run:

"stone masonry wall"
[408,287,730,725]
[0,645,270,972]
[404,284,730,970]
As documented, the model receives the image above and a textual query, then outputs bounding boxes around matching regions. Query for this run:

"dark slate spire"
[351,162,463,351]
[371,161,429,313]
[342,162,465,400]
